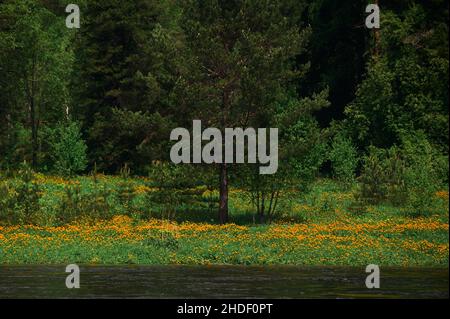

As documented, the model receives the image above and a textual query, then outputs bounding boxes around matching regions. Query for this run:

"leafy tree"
[43,120,88,176]
[329,134,358,186]
[236,92,329,223]
[177,0,313,223]
[357,131,446,214]
[344,2,449,152]
[0,0,73,169]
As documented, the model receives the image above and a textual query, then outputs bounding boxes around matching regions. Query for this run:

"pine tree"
[177,0,311,223]
[73,0,178,171]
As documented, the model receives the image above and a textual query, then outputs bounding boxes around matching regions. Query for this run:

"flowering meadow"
[0,174,448,266]
[0,215,448,266]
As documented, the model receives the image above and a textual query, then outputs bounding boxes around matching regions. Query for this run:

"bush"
[400,133,446,216]
[117,164,137,216]
[329,134,358,186]
[359,146,407,206]
[44,120,88,176]
[0,181,17,224]
[57,183,113,224]
[357,132,446,216]
[146,163,197,220]
[0,163,41,225]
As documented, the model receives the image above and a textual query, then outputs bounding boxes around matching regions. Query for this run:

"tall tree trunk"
[259,192,265,224]
[218,162,229,224]
[218,90,230,224]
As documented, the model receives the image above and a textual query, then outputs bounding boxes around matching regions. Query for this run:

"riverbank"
[1,215,448,266]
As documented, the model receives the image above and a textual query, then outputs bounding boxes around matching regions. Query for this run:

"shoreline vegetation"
[1,1,448,270]
[0,216,448,266]
[0,174,448,266]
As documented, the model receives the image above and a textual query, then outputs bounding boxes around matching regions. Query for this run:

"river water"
[0,265,447,299]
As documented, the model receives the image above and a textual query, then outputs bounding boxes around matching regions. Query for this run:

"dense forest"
[0,0,448,225]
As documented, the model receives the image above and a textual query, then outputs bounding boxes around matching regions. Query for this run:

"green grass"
[0,219,448,266]
[0,175,448,266]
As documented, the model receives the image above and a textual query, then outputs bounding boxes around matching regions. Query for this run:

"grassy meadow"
[0,173,448,266]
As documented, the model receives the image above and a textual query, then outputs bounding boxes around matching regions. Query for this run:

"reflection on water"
[0,265,448,299]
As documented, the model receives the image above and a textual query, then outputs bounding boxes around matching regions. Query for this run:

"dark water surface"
[0,265,448,299]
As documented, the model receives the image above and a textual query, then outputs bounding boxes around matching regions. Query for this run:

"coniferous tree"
[177,0,316,223]
[73,0,178,172]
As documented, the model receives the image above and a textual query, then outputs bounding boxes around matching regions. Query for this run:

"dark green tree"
[73,0,179,172]
[344,1,449,152]
[177,0,319,223]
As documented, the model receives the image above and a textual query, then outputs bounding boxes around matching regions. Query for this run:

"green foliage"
[329,134,358,186]
[43,121,88,176]
[141,230,179,251]
[2,193,448,266]
[400,133,447,217]
[0,0,74,168]
[87,109,173,173]
[275,92,330,185]
[0,163,41,225]
[0,181,18,224]
[145,163,199,220]
[56,183,113,225]
[359,146,409,206]
[358,133,446,216]
[0,1,448,228]
[116,164,137,217]
[56,185,83,224]
[344,3,449,152]
[177,0,319,222]
[235,92,330,224]
[0,124,32,169]
[15,165,41,223]
[73,0,177,172]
